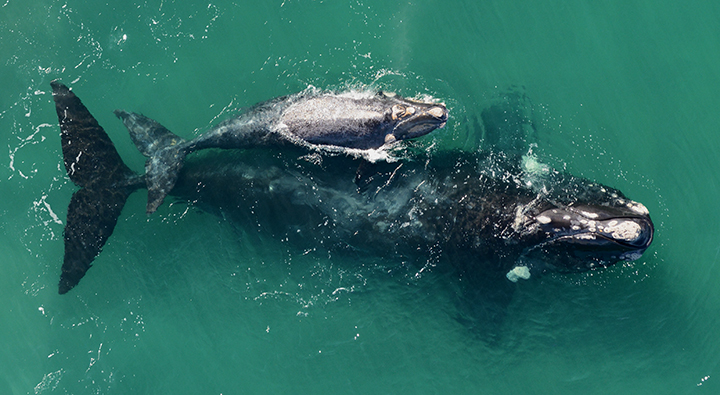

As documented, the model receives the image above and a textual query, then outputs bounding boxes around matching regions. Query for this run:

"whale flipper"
[114,110,188,214]
[51,81,142,293]
[481,88,538,157]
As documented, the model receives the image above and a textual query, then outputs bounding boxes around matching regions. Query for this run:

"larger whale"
[50,81,653,298]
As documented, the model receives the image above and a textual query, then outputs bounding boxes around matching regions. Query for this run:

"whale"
[112,87,448,214]
[50,81,653,300]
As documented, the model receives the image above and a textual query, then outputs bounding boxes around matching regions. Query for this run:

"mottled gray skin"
[114,89,448,213]
[193,90,448,150]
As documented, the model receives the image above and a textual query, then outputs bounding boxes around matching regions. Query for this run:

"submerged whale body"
[50,81,653,300]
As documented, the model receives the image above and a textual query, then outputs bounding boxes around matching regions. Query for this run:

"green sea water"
[2,0,720,393]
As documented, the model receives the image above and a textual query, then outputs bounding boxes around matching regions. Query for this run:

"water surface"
[2,1,720,393]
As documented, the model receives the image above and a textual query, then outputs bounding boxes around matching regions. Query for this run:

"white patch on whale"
[604,220,642,242]
[536,215,551,224]
[580,210,599,219]
[506,266,531,282]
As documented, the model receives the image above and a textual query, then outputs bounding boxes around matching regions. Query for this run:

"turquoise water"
[2,0,720,393]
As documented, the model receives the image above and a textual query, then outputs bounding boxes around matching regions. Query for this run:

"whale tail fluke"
[51,81,142,294]
[113,110,187,214]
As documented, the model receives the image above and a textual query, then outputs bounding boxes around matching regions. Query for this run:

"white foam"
[620,251,643,261]
[512,205,527,231]
[521,152,550,176]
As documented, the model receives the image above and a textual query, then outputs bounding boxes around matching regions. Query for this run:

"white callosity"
[602,220,642,243]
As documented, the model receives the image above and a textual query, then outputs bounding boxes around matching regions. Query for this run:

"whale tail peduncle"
[51,81,142,294]
[113,110,188,214]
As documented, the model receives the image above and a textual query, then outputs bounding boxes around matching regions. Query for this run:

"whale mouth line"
[550,231,649,254]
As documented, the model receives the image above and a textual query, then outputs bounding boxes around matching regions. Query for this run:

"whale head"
[509,182,654,280]
[380,91,448,144]
[528,202,653,269]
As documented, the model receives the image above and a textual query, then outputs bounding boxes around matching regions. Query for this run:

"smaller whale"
[113,88,448,213]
